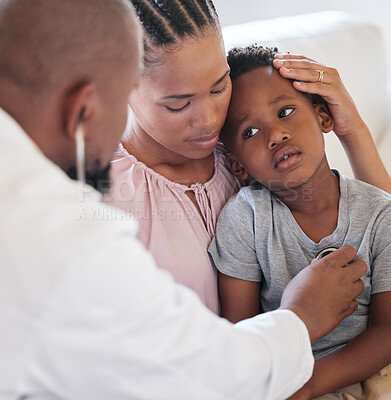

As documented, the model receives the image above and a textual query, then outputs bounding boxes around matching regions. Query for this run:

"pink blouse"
[108,143,241,314]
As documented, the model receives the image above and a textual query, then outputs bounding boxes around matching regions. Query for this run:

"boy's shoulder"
[216,182,275,231]
[230,181,270,203]
[221,182,273,218]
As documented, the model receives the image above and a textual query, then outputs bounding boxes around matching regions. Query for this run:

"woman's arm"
[218,272,260,323]
[287,291,391,399]
[273,54,391,194]
[338,123,391,192]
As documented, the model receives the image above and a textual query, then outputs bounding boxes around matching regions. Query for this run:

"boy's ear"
[313,103,334,133]
[225,153,249,181]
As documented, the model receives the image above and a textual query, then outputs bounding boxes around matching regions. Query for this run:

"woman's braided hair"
[130,0,220,64]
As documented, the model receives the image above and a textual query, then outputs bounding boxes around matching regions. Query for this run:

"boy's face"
[221,66,333,193]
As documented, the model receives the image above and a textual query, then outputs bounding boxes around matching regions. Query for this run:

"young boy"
[208,45,391,399]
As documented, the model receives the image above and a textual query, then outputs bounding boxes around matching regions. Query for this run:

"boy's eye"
[243,128,259,139]
[279,107,294,118]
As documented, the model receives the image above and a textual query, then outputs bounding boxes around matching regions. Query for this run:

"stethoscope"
[315,247,339,260]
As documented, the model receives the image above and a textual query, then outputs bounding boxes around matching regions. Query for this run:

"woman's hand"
[273,53,391,194]
[273,54,366,139]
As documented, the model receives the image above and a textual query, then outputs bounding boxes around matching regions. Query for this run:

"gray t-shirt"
[208,172,391,359]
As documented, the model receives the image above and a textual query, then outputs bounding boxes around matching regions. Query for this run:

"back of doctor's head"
[0,0,139,100]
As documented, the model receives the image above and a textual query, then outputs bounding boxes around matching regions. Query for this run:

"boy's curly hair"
[227,44,279,80]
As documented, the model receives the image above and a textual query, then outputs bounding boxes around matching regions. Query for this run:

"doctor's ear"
[225,153,249,181]
[63,82,98,140]
[78,109,85,124]
[313,103,334,133]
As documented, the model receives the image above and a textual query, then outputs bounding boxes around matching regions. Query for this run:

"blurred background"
[212,0,391,176]
[213,0,391,77]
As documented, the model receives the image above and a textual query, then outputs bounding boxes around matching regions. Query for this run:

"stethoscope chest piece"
[315,247,339,260]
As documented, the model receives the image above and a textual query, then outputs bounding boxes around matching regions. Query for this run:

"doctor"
[0,0,366,399]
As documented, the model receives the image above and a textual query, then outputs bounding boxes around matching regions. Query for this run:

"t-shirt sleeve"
[208,188,262,282]
[371,208,391,295]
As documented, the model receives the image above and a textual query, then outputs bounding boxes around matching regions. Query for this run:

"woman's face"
[128,29,232,161]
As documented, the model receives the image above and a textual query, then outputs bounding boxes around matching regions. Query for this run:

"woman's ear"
[313,103,334,133]
[225,153,249,180]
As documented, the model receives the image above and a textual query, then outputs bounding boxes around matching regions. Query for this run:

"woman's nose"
[190,100,220,131]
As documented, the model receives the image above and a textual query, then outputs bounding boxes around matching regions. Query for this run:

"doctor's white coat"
[0,108,314,400]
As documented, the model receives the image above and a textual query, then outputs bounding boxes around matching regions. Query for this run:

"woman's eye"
[211,80,229,95]
[279,107,294,118]
[243,128,259,139]
[165,102,190,113]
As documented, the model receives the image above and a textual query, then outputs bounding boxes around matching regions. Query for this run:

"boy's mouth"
[274,147,302,169]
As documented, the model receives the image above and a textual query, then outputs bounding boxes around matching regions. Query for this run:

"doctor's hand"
[285,385,311,400]
[279,245,366,344]
[273,54,368,139]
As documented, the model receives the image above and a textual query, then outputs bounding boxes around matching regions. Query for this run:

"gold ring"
[316,69,324,83]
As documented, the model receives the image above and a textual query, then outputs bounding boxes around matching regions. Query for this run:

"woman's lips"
[186,131,220,150]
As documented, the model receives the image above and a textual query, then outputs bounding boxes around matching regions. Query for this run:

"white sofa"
[222,11,391,178]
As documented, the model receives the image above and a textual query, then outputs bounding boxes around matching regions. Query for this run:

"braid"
[131,0,176,45]
[154,0,197,38]
[130,0,220,49]
[179,0,208,27]
[195,0,218,25]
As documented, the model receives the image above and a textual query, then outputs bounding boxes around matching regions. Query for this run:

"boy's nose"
[267,131,290,150]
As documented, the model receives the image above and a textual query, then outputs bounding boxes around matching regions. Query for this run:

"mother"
[109,0,391,314]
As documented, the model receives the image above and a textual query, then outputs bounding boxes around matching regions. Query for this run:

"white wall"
[213,0,391,75]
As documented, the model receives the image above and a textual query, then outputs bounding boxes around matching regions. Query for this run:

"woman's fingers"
[273,58,341,90]
[273,57,334,74]
[278,65,332,85]
[291,81,331,98]
[272,58,343,100]
[273,54,365,137]
[277,66,337,100]
[274,53,315,63]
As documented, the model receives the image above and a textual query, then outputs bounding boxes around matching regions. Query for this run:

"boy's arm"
[218,272,260,323]
[288,291,391,400]
[273,54,391,194]
[208,189,264,322]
